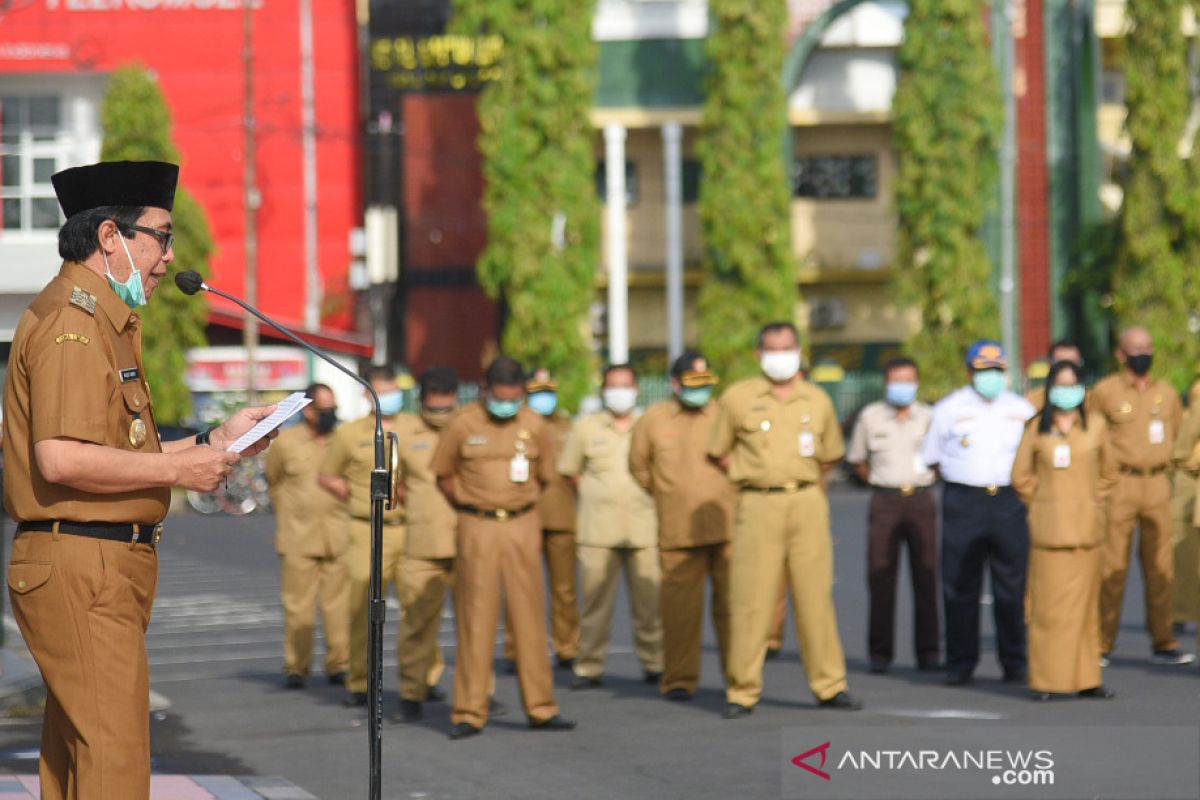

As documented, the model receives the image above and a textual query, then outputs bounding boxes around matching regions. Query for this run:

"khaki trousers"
[1028,545,1102,694]
[8,530,158,800]
[726,488,848,706]
[281,552,350,677]
[574,544,663,679]
[767,578,788,650]
[1171,471,1199,623]
[502,528,580,662]
[659,542,730,694]
[346,518,418,694]
[1101,474,1178,653]
[452,512,559,728]
[398,556,453,701]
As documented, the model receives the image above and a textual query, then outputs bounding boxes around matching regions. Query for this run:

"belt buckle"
[152,523,164,544]
[783,480,798,493]
[986,485,999,497]
[900,485,915,497]
[494,508,509,522]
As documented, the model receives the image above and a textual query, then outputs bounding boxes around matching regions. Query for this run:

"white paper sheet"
[226,392,311,454]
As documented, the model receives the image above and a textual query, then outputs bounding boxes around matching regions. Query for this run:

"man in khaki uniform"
[5,160,276,799]
[561,363,663,689]
[1089,326,1193,665]
[393,367,459,722]
[708,322,861,718]
[630,351,735,700]
[433,357,575,739]
[265,382,349,689]
[1172,403,1200,636]
[319,366,432,705]
[503,369,580,671]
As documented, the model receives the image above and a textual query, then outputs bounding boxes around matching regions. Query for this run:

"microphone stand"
[183,275,390,800]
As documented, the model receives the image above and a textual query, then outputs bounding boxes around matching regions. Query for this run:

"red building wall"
[0,0,362,344]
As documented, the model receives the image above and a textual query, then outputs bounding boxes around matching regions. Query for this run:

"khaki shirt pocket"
[8,561,53,595]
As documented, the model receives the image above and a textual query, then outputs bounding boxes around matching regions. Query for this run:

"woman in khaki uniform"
[1012,360,1118,701]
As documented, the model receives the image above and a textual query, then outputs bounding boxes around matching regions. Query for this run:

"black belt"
[456,503,535,521]
[1118,464,1169,477]
[739,481,814,494]
[944,482,1011,497]
[17,520,163,545]
[872,484,932,497]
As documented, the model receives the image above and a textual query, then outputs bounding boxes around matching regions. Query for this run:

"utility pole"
[300,0,321,332]
[243,0,259,402]
[998,0,1019,385]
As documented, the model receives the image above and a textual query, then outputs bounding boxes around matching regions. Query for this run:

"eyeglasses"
[123,223,175,255]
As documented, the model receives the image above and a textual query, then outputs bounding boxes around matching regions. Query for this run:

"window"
[595,160,639,205]
[792,153,878,200]
[0,95,65,233]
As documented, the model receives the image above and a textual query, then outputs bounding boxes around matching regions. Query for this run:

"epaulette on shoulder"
[68,286,97,315]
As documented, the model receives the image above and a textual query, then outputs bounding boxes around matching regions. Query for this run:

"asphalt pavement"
[1,487,1199,799]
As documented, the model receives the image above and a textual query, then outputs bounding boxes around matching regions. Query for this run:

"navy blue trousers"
[940,483,1030,677]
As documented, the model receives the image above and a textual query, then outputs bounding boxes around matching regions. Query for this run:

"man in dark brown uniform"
[433,357,575,739]
[4,160,278,799]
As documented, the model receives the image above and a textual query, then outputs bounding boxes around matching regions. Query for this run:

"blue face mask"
[487,397,522,420]
[678,386,713,408]
[103,235,148,309]
[528,391,558,416]
[1048,384,1085,411]
[378,390,404,416]
[885,381,918,408]
[972,369,1007,400]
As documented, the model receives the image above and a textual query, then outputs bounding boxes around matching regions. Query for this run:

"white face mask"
[760,350,802,382]
[602,387,638,415]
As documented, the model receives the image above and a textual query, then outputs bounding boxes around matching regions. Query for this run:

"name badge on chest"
[1053,443,1071,469]
[510,453,530,483]
[798,431,816,458]
[1149,419,1165,445]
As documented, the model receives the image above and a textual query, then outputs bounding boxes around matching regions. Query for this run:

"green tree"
[451,1,601,409]
[892,0,1004,398]
[1111,1,1200,390]
[100,64,213,424]
[697,0,796,382]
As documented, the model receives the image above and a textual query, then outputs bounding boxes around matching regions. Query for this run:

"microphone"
[174,269,393,798]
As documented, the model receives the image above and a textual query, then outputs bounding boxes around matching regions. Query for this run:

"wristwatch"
[195,427,215,446]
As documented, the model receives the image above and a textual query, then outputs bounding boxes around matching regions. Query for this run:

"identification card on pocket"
[510,453,530,483]
[798,431,816,458]
[1149,419,1165,444]
[1053,443,1071,469]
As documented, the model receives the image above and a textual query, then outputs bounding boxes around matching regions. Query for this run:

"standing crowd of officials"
[268,320,1200,741]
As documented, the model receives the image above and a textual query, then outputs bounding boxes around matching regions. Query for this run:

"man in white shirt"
[922,341,1035,686]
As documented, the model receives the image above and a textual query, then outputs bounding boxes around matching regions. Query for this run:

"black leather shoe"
[449,722,482,740]
[530,715,576,731]
[556,656,577,671]
[722,703,754,719]
[643,670,663,684]
[342,691,368,707]
[944,672,973,687]
[1003,669,1028,684]
[818,691,863,711]
[571,675,603,690]
[664,688,692,702]
[1077,685,1116,700]
[764,647,781,661]
[284,674,305,690]
[426,686,446,702]
[868,659,889,675]
[327,672,347,686]
[1030,691,1052,702]
[396,699,421,723]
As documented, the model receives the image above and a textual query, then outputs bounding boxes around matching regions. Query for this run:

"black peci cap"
[51,160,179,218]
